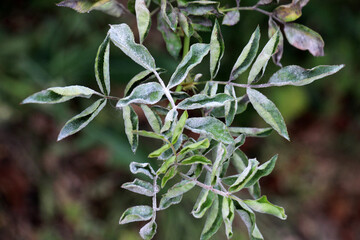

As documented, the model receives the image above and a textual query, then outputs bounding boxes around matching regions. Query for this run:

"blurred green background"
[1,0,359,239]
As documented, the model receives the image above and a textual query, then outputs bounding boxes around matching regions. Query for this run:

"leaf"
[229,127,273,137]
[245,155,278,187]
[157,156,176,175]
[161,108,178,133]
[109,24,156,70]
[228,158,259,193]
[134,130,166,141]
[248,30,280,84]
[160,0,178,32]
[157,13,182,58]
[273,2,302,22]
[177,94,232,110]
[130,162,156,179]
[136,0,151,43]
[57,0,124,17]
[57,99,106,141]
[124,69,165,96]
[222,197,235,239]
[141,105,162,133]
[140,220,157,240]
[179,138,210,155]
[148,144,172,158]
[257,0,276,5]
[247,88,289,140]
[123,105,139,153]
[158,195,182,210]
[116,82,163,108]
[178,11,194,37]
[181,1,220,16]
[243,196,287,220]
[249,182,261,199]
[159,134,184,160]
[210,144,227,185]
[168,43,210,89]
[190,16,213,32]
[224,85,237,126]
[210,19,225,79]
[268,18,284,67]
[181,155,212,165]
[202,81,218,97]
[200,195,223,240]
[162,180,196,199]
[161,166,177,188]
[22,85,98,104]
[230,27,260,81]
[185,117,234,144]
[284,23,325,57]
[222,10,240,26]
[95,35,110,95]
[171,111,188,144]
[192,188,215,218]
[119,205,153,224]
[268,65,345,86]
[121,178,156,197]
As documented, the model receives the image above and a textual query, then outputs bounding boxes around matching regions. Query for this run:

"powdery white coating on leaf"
[210,19,225,79]
[135,0,151,44]
[119,205,153,224]
[129,162,156,179]
[158,195,183,210]
[229,127,273,137]
[228,158,259,193]
[121,178,156,197]
[162,180,196,199]
[123,105,139,153]
[243,196,287,220]
[200,195,223,240]
[177,94,233,110]
[139,220,157,240]
[222,10,240,26]
[57,0,124,17]
[157,13,182,58]
[95,35,110,95]
[245,155,278,187]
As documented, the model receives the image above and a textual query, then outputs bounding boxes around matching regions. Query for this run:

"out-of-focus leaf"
[22,85,97,104]
[273,1,302,22]
[140,220,157,240]
[200,195,223,240]
[57,99,106,141]
[224,85,237,126]
[162,180,196,199]
[268,18,284,67]
[157,13,182,58]
[230,27,260,81]
[247,88,289,140]
[121,178,156,197]
[222,10,240,26]
[109,24,156,70]
[210,19,225,79]
[172,111,188,144]
[248,30,280,84]
[222,197,235,239]
[190,16,213,32]
[244,196,287,220]
[192,174,215,218]
[159,195,183,210]
[181,1,220,16]
[181,155,212,165]
[123,105,139,153]
[245,155,278,187]
[268,65,345,86]
[228,158,259,192]
[229,127,273,137]
[284,23,325,56]
[57,0,124,17]
[257,0,276,5]
[185,117,234,144]
[179,138,210,155]
[136,0,151,43]
[95,35,110,95]
[168,43,210,89]
[130,162,156,179]
[124,69,165,96]
[161,0,178,31]
[249,182,261,199]
[178,11,194,37]
[119,205,153,224]
[116,82,163,108]
[177,94,232,110]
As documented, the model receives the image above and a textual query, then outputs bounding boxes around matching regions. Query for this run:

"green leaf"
[157,13,182,58]
[134,130,166,141]
[185,117,234,144]
[245,155,278,187]
[121,178,156,197]
[192,173,215,218]
[130,162,156,179]
[228,158,259,192]
[202,81,218,97]
[159,195,182,210]
[161,166,177,188]
[179,138,210,155]
[119,205,153,224]
[222,197,235,239]
[22,85,98,104]
[244,196,287,220]
[57,0,124,17]
[210,19,225,79]
[200,195,223,240]
[177,94,233,110]
[95,35,110,95]
[268,65,345,86]
[162,180,196,199]
[249,182,261,200]
[141,105,162,133]
[247,88,289,140]
[139,220,157,240]
[161,108,178,133]
[136,0,151,43]
[123,105,139,153]
[222,10,240,26]
[57,99,106,141]
[284,23,325,57]
[232,149,249,173]
[171,111,188,144]
[109,24,156,70]
[268,18,284,67]
[148,144,172,158]
[168,43,210,89]
[181,155,212,165]
[157,156,176,175]
[224,85,237,126]
[117,82,163,108]
[124,69,165,96]
[230,27,260,81]
[273,2,302,22]
[229,127,273,137]
[248,30,280,84]
[210,144,227,186]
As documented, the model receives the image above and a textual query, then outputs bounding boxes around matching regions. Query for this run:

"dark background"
[1,0,359,239]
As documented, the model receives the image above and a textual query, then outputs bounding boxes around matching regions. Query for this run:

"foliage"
[22,0,343,239]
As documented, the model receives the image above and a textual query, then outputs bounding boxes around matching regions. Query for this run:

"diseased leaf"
[192,188,215,218]
[268,18,284,67]
[222,10,240,26]
[177,94,232,110]
[157,156,176,175]
[161,166,177,188]
[57,99,106,141]
[268,65,345,86]
[228,158,259,193]
[178,11,194,37]
[247,88,289,140]
[222,197,235,239]
[159,195,182,210]
[224,85,237,126]
[119,205,153,224]
[162,180,196,199]
[181,155,212,165]
[172,111,188,144]
[200,195,223,240]
[121,178,156,197]
[210,144,227,185]
[22,85,98,104]
[160,0,178,31]
[257,0,275,5]
[179,138,210,155]
[248,30,280,84]
[161,108,178,133]
[245,155,278,187]
[134,130,166,141]
[116,82,163,108]
[124,68,165,96]
[273,2,302,22]
[95,35,110,95]
[202,81,218,97]
[284,23,325,57]
[57,0,124,17]
[139,220,157,240]
[185,117,234,144]
[229,127,273,137]
[210,19,225,79]
[190,16,213,32]
[123,105,139,153]
[136,0,151,43]
[244,196,287,220]
[157,13,182,58]
[181,1,220,16]
[130,162,156,179]
[141,105,162,133]
[109,24,156,70]
[249,182,261,199]
[230,27,260,81]
[148,144,171,158]
[168,43,210,89]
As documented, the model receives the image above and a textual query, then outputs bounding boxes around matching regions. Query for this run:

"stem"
[95,93,121,101]
[203,165,229,194]
[153,70,176,109]
[152,175,158,217]
[182,35,190,60]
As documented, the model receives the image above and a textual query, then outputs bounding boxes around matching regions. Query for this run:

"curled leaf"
[119,205,153,224]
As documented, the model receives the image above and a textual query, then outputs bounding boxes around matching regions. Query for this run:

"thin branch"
[152,175,158,218]
[153,71,176,109]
